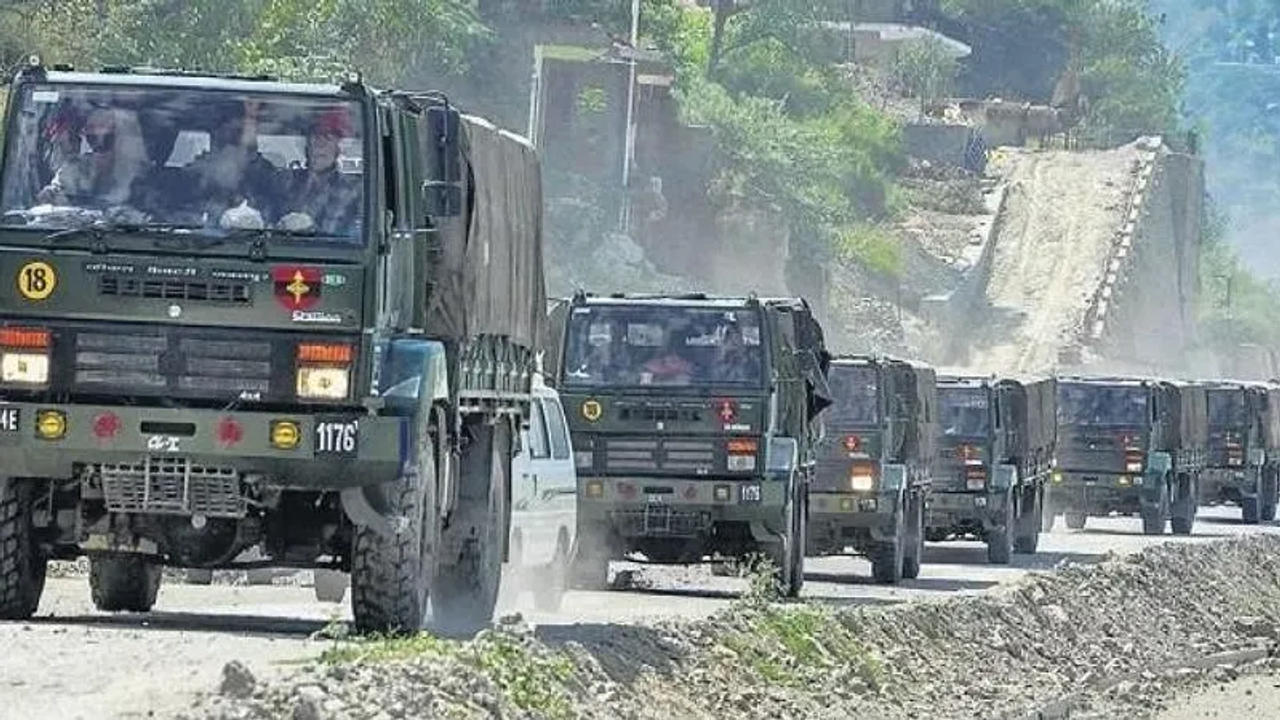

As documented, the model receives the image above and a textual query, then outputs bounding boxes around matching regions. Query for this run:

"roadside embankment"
[190,536,1280,720]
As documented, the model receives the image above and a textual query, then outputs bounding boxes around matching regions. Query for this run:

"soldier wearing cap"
[277,107,361,237]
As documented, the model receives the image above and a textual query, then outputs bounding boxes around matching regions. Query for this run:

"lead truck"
[0,59,546,634]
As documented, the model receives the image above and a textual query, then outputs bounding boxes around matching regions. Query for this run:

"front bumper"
[0,399,405,488]
[576,475,788,540]
[808,490,900,551]
[927,490,1008,531]
[1048,471,1142,514]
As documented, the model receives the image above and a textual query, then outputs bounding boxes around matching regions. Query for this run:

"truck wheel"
[901,493,924,580]
[986,492,1014,565]
[1170,475,1196,536]
[1262,468,1278,522]
[1064,511,1087,530]
[0,479,47,620]
[1141,477,1169,535]
[350,423,438,635]
[431,421,510,636]
[1014,486,1042,554]
[533,532,570,612]
[870,504,904,584]
[569,521,612,590]
[89,555,161,612]
[1242,496,1261,524]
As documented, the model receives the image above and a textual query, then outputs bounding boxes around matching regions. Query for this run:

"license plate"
[315,417,359,457]
[0,407,17,432]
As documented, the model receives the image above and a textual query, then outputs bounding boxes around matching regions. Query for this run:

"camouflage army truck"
[1197,381,1280,523]
[809,356,936,584]
[0,60,547,635]
[1049,377,1207,535]
[549,293,831,597]
[927,375,1056,563]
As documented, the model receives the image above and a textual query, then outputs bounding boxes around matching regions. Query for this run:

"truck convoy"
[0,60,546,634]
[551,293,831,597]
[809,355,936,583]
[1049,377,1206,535]
[927,375,1056,563]
[1198,381,1280,523]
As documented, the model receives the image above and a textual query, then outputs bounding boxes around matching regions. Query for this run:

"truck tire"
[784,483,807,597]
[89,555,161,612]
[986,492,1014,565]
[1141,477,1169,535]
[902,493,924,580]
[1170,474,1196,536]
[1242,496,1260,524]
[870,503,904,584]
[1064,511,1087,530]
[1262,467,1278,522]
[350,422,438,635]
[569,521,612,590]
[533,532,570,612]
[1014,485,1042,554]
[431,421,510,636]
[0,479,47,620]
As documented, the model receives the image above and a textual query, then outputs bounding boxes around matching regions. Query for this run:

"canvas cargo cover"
[1166,382,1208,450]
[1017,377,1057,458]
[425,114,546,350]
[1264,387,1280,451]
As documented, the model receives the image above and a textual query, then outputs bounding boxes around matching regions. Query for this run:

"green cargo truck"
[1049,377,1206,535]
[550,293,831,597]
[927,375,1056,563]
[0,59,547,634]
[1197,381,1280,523]
[808,355,937,584]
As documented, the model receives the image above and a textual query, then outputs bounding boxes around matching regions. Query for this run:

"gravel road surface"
[1156,670,1280,720]
[0,505,1271,719]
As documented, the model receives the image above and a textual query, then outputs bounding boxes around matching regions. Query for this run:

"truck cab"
[1197,381,1280,522]
[0,60,546,635]
[809,355,936,584]
[550,293,830,597]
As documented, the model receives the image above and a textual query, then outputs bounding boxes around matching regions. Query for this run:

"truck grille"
[603,438,717,473]
[71,330,276,398]
[98,276,252,304]
[99,457,245,518]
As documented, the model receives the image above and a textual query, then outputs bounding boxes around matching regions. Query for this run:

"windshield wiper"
[45,219,198,248]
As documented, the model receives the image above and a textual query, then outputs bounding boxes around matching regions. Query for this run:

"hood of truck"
[0,248,364,331]
[1056,425,1146,473]
[561,390,767,478]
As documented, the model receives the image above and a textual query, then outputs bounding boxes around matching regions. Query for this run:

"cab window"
[527,400,551,460]
[542,397,571,460]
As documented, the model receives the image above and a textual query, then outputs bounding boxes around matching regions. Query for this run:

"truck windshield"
[1208,390,1248,427]
[827,365,878,424]
[562,305,764,388]
[1058,384,1148,426]
[1,83,366,242]
[940,388,990,437]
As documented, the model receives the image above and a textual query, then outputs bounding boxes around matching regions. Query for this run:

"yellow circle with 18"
[16,261,57,301]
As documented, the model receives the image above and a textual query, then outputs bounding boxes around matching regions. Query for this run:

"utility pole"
[619,0,640,233]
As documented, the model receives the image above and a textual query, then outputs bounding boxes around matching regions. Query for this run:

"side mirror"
[766,436,799,475]
[422,102,462,217]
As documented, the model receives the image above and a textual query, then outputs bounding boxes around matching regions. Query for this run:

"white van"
[505,375,578,611]
[309,376,578,610]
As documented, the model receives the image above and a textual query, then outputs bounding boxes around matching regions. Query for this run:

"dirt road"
[1156,670,1280,719]
[0,505,1272,720]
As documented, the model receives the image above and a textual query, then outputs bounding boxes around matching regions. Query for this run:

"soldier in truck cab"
[36,106,148,208]
[641,330,694,385]
[184,99,279,226]
[277,107,361,237]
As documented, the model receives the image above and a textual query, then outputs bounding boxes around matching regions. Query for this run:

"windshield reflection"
[940,387,990,437]
[827,365,878,425]
[1,84,366,242]
[1058,384,1149,426]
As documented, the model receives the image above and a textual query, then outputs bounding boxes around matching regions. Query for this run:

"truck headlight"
[296,366,350,399]
[1,352,49,384]
[850,474,875,492]
[295,343,353,400]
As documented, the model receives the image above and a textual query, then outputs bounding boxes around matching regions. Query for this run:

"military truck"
[1197,381,1280,523]
[927,375,1056,563]
[548,293,831,597]
[809,355,936,584]
[1049,377,1206,535]
[0,59,546,635]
